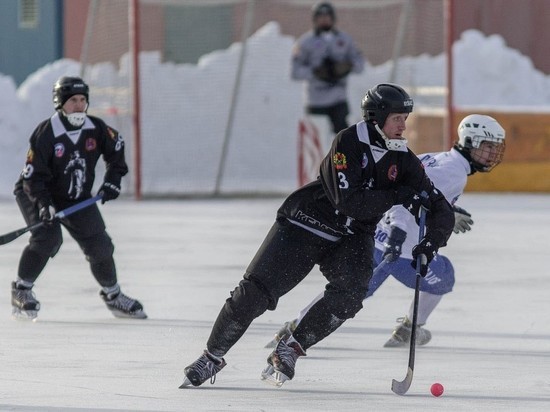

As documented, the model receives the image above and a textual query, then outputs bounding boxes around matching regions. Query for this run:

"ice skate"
[261,336,305,387]
[264,318,298,348]
[179,350,227,388]
[11,281,40,321]
[383,316,431,348]
[100,287,147,319]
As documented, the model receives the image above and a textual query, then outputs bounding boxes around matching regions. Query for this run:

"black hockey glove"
[334,210,366,235]
[395,187,431,220]
[453,205,473,234]
[411,234,440,277]
[99,181,121,204]
[332,60,352,79]
[38,199,56,225]
[313,57,337,84]
[382,226,407,262]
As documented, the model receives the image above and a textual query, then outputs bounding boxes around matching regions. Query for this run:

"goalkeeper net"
[80,0,447,198]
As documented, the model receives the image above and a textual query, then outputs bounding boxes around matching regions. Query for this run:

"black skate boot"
[383,316,432,348]
[100,286,147,319]
[265,318,298,348]
[261,336,306,387]
[179,350,227,388]
[11,281,40,321]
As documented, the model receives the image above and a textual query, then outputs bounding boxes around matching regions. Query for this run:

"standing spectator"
[11,76,147,321]
[292,2,364,134]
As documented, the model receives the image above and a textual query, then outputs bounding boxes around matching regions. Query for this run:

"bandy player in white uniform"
[372,114,505,347]
[267,114,506,348]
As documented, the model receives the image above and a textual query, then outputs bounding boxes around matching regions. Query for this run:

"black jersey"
[278,121,453,247]
[15,112,128,208]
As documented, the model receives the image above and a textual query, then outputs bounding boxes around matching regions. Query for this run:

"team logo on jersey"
[65,151,87,199]
[333,152,347,170]
[387,164,398,181]
[85,138,97,151]
[361,153,368,168]
[26,149,34,163]
[115,135,124,151]
[22,164,34,179]
[54,143,65,158]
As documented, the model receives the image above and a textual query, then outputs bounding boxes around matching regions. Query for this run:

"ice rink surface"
[0,193,549,411]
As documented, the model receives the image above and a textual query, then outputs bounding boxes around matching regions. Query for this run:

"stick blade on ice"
[391,367,413,395]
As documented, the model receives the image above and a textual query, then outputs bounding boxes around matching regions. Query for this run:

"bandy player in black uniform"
[181,83,454,388]
[11,76,146,321]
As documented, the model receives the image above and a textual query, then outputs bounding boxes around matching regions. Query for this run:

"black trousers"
[15,190,117,286]
[308,101,350,134]
[206,218,374,357]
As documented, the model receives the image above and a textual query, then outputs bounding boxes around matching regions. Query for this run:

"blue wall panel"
[0,0,63,86]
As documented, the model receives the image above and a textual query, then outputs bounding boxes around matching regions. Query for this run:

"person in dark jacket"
[11,76,146,321]
[180,83,454,388]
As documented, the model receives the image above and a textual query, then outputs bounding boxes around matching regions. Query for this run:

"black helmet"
[312,2,336,20]
[361,83,413,128]
[53,76,89,110]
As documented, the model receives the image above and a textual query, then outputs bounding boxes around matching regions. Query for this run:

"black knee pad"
[79,232,114,264]
[324,286,367,320]
[226,277,273,323]
[28,227,63,258]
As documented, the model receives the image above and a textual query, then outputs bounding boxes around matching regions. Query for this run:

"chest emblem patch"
[361,153,368,168]
[333,152,347,170]
[54,143,65,158]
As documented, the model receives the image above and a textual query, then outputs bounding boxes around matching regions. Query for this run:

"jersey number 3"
[338,172,349,189]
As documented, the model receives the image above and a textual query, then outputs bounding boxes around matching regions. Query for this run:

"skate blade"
[179,377,193,388]
[383,337,408,348]
[384,336,432,347]
[260,365,289,387]
[110,309,148,319]
[12,308,38,322]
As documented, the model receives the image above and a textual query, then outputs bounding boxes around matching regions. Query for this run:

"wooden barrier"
[406,110,550,192]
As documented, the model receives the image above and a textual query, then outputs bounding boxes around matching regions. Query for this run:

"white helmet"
[456,114,505,172]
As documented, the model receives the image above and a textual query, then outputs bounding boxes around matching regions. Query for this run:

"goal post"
[78,0,448,198]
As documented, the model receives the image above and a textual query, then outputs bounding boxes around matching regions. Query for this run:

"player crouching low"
[265,114,506,351]
[180,83,455,389]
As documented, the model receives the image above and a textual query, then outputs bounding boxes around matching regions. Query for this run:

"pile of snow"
[1,26,549,198]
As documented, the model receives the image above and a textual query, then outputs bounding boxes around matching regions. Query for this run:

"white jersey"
[375,148,471,258]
